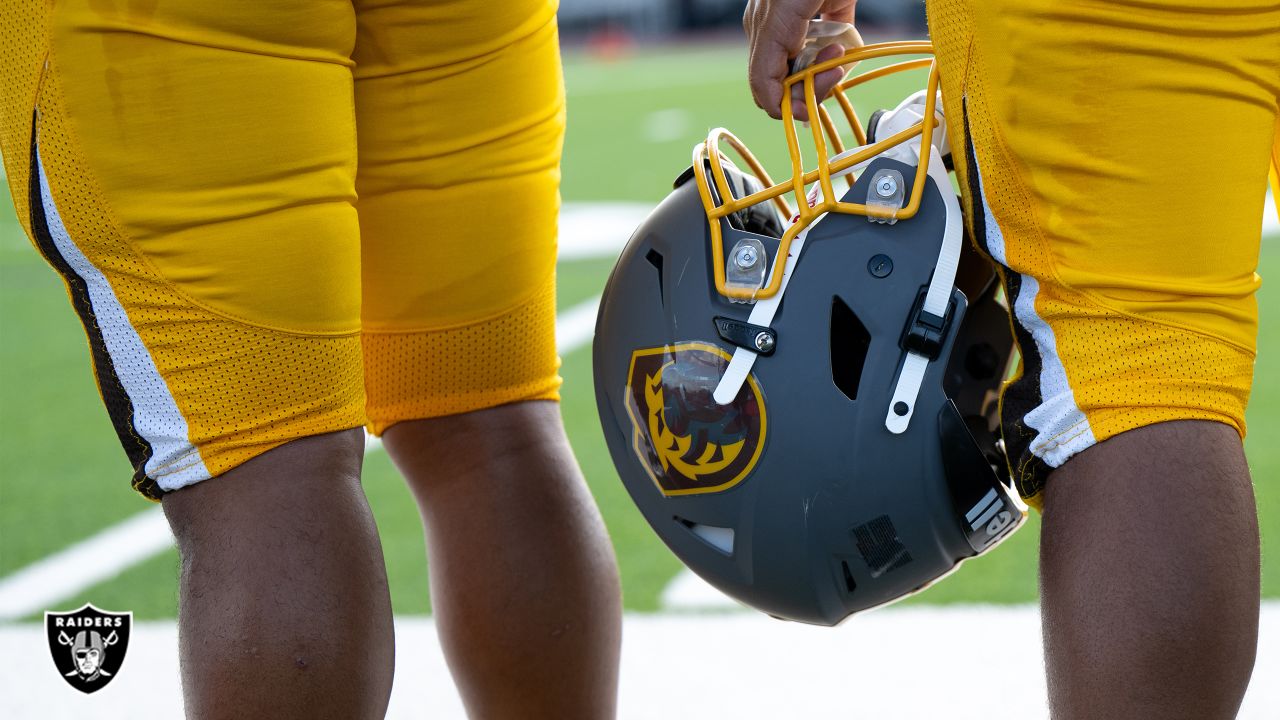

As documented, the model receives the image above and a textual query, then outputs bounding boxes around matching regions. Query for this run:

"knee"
[384,400,567,463]
[381,400,578,500]
[162,427,367,544]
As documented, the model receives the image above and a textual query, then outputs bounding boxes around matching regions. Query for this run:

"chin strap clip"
[714,317,777,356]
[901,289,953,361]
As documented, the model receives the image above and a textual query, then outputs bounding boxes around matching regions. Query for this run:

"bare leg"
[1040,420,1259,719]
[383,401,622,720]
[162,429,395,720]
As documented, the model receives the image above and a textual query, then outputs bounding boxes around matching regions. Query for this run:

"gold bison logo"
[624,342,767,495]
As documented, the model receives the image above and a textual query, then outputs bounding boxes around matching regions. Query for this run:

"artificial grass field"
[1,43,1276,618]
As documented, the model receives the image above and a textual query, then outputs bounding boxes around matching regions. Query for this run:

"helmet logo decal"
[624,342,766,496]
[646,374,746,480]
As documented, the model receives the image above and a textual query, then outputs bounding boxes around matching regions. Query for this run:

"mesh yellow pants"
[0,0,565,499]
[926,0,1280,508]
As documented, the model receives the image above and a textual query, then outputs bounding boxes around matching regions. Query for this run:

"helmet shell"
[594,158,1022,625]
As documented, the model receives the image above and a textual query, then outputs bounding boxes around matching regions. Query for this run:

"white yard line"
[661,567,743,611]
[0,509,170,622]
[558,202,649,260]
[554,294,602,353]
[3,604,1278,719]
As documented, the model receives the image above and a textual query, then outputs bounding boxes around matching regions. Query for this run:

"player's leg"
[926,0,1277,715]
[2,2,394,717]
[163,429,395,719]
[1039,421,1259,718]
[352,1,621,716]
[382,404,622,718]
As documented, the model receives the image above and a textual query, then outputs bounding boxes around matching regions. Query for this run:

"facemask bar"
[693,41,941,301]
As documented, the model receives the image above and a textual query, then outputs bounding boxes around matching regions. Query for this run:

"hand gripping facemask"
[593,40,1027,625]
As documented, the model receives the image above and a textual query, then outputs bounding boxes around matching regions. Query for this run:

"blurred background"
[555,0,925,36]
[2,2,1278,717]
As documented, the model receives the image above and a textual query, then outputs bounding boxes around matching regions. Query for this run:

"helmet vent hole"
[675,516,735,555]
[840,561,858,594]
[831,296,871,401]
[646,249,665,301]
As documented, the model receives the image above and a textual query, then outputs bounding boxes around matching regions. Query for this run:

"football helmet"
[593,40,1027,625]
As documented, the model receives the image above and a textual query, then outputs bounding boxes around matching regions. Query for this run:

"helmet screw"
[875,174,899,198]
[753,331,775,353]
[868,253,893,278]
[734,245,759,269]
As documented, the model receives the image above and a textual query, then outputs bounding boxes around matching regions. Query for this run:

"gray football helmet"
[593,41,1026,626]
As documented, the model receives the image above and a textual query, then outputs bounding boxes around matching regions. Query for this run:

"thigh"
[354,0,565,432]
[0,0,365,498]
[927,0,1280,507]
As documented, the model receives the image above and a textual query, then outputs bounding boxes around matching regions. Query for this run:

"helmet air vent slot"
[645,249,665,301]
[840,560,858,594]
[675,516,735,555]
[831,296,871,401]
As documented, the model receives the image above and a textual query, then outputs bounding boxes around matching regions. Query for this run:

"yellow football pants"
[927,0,1280,507]
[0,0,565,499]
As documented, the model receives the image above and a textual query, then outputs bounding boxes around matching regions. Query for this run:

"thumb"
[789,42,850,122]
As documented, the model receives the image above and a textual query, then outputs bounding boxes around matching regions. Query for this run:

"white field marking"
[3,604,1279,719]
[661,568,744,611]
[554,294,603,354]
[642,108,692,144]
[558,202,651,261]
[0,509,170,622]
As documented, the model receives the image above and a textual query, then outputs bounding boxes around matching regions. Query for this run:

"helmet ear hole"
[705,160,786,238]
[675,516,735,555]
[865,108,888,143]
[831,296,871,401]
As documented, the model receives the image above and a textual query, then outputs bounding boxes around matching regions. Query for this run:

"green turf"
[1250,238,1280,601]
[0,232,140,576]
[3,43,1278,620]
[561,47,928,205]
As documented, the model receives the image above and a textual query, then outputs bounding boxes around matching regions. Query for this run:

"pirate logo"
[45,603,131,693]
[624,342,767,495]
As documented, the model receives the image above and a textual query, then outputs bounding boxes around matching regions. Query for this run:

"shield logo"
[624,342,768,495]
[44,603,132,693]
